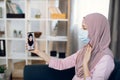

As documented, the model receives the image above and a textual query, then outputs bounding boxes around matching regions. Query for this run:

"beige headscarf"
[75,13,114,78]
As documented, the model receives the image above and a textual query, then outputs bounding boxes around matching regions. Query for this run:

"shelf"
[0,57,6,59]
[36,38,46,41]
[48,19,69,21]
[8,52,27,59]
[0,38,5,40]
[0,0,70,67]
[47,36,68,41]
[7,38,25,41]
[6,18,25,21]
[0,18,4,20]
[27,18,47,21]
[27,18,69,21]
[27,57,43,60]
[6,37,47,41]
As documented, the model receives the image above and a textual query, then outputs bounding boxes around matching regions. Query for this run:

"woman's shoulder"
[96,55,115,68]
[100,55,114,62]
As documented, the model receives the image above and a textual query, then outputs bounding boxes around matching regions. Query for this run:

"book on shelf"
[10,3,23,14]
[6,2,14,13]
[0,40,6,56]
[49,7,66,19]
[7,13,25,18]
[6,2,23,14]
[6,2,25,18]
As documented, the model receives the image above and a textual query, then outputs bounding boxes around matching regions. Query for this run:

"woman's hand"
[26,38,51,63]
[30,39,40,55]
[83,44,92,79]
[83,44,92,65]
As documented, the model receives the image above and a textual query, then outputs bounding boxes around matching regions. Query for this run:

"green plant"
[0,66,6,73]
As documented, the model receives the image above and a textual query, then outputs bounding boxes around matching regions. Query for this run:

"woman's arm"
[49,51,79,70]
[29,39,80,70]
[32,49,79,70]
[37,51,51,63]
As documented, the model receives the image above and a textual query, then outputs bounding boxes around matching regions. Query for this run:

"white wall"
[77,0,109,24]
[70,0,110,53]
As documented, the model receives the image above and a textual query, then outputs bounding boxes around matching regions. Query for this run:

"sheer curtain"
[69,0,79,54]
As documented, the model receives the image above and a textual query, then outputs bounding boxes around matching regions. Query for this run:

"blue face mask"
[78,28,90,46]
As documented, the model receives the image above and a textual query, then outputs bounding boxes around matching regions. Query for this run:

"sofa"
[24,60,120,80]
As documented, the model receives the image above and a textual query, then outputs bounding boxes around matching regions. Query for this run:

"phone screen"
[27,32,35,51]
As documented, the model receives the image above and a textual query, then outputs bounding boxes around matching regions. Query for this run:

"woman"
[27,33,34,50]
[29,13,115,80]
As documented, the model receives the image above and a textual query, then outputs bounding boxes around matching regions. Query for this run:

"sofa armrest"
[24,64,75,80]
[108,60,120,80]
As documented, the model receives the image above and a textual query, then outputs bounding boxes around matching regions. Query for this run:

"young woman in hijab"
[29,13,115,80]
[27,33,34,50]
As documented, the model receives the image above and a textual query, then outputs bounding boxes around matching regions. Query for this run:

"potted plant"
[0,65,6,79]
[18,30,22,38]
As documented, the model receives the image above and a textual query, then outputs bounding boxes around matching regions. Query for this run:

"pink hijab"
[75,13,114,78]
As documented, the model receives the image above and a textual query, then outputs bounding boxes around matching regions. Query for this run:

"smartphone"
[27,32,35,51]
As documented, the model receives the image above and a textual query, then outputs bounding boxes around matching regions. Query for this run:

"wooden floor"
[12,60,25,80]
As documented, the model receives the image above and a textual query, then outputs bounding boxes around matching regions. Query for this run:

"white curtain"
[69,0,79,54]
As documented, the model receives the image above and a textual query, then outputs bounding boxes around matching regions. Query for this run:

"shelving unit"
[0,0,70,72]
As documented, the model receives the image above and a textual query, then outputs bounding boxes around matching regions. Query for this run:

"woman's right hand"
[26,39,51,63]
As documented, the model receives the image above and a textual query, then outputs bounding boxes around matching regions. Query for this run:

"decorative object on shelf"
[35,11,41,19]
[0,31,4,37]
[52,23,58,36]
[0,40,6,56]
[0,26,5,37]
[58,52,65,58]
[13,29,17,37]
[35,14,41,18]
[50,50,57,57]
[13,30,23,38]
[0,7,2,18]
[18,30,22,38]
[6,1,25,18]
[0,65,6,79]
[34,32,42,38]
